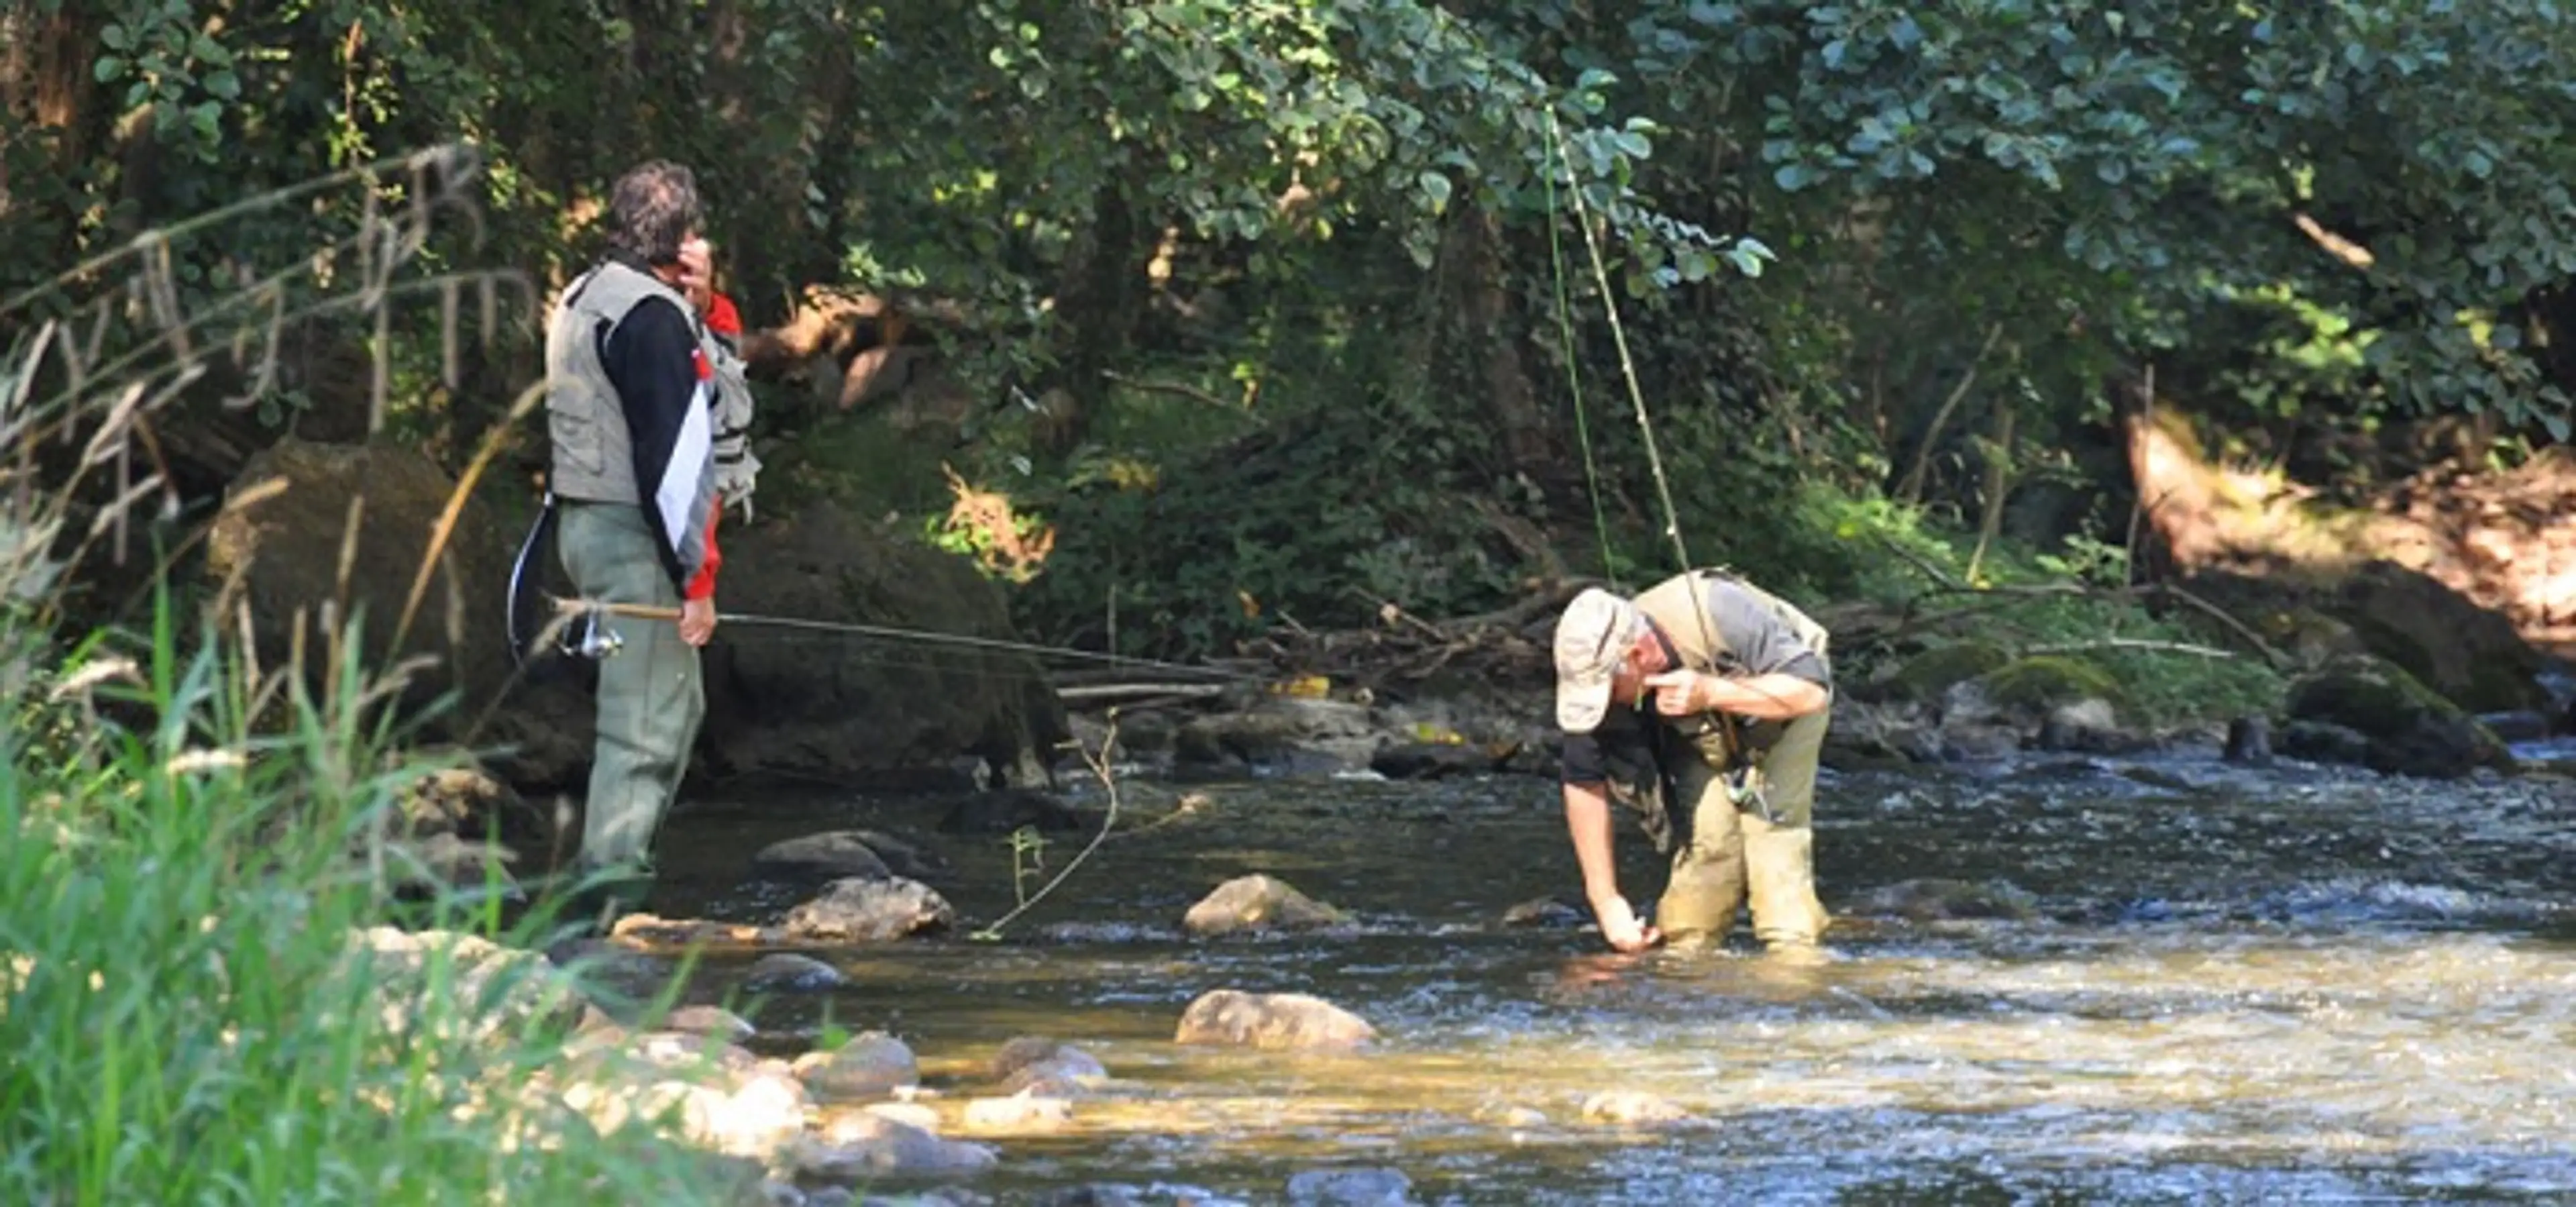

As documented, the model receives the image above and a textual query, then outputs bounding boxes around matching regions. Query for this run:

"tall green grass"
[0,146,743,1207]
[0,598,743,1205]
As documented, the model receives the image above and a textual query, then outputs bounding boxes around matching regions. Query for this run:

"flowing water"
[644,752,2576,1204]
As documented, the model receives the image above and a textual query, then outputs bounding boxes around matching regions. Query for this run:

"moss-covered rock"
[2330,561,2546,713]
[1875,641,2012,704]
[2282,654,2514,779]
[2255,607,2370,670]
[1969,655,2133,717]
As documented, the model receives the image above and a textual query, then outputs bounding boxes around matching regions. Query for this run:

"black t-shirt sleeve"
[1560,707,1654,785]
[1560,731,1608,785]
[1705,582,1830,688]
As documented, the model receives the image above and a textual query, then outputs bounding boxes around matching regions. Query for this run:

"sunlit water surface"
[639,752,2576,1205]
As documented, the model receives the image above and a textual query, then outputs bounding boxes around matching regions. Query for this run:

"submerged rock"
[961,1094,1073,1133]
[1369,741,1497,780]
[743,952,848,993]
[795,1032,920,1099]
[1580,1090,1693,1126]
[1499,895,1587,929]
[790,1114,998,1182]
[1181,874,1347,936]
[2283,653,2514,778]
[1031,1186,1144,1207]
[1286,1167,1415,1206]
[1174,990,1376,1050]
[749,832,894,883]
[781,877,955,942]
[1849,878,2040,923]
[937,788,1091,835]
[991,1037,1109,1096]
[662,1006,757,1045]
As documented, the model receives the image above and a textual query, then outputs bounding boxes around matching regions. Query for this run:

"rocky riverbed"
[396,730,2576,1205]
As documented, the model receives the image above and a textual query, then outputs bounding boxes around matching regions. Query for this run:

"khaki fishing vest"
[1631,569,1833,770]
[543,260,716,504]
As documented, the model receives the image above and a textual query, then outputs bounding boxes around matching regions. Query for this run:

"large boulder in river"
[780,876,956,941]
[694,504,1070,789]
[1175,990,1376,1050]
[2190,562,2551,714]
[205,439,513,731]
[1182,874,1348,936]
[2280,653,2514,779]
[751,829,955,885]
[201,444,1069,792]
[2325,560,2553,714]
[1173,696,1382,775]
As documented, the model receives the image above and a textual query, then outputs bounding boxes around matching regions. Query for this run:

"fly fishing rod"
[541,595,1264,686]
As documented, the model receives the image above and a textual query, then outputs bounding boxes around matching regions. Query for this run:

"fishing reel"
[557,607,625,661]
[506,493,625,670]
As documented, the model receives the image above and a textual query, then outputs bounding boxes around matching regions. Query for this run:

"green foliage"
[0,609,737,1205]
[1012,346,1542,658]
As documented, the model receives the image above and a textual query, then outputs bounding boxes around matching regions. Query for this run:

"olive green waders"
[1655,706,1831,950]
[557,498,705,913]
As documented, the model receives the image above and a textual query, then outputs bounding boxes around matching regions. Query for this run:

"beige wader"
[1654,707,1831,949]
[1631,571,1833,952]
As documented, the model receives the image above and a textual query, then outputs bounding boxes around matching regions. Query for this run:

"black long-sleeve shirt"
[594,252,720,597]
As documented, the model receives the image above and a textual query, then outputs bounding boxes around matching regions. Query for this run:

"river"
[639,747,2576,1204]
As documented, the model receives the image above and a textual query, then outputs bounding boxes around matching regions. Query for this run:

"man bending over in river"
[1551,570,1835,958]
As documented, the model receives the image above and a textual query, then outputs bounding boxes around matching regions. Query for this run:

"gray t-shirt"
[1560,578,1827,785]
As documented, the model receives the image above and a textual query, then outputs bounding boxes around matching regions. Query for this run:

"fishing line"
[548,596,1263,684]
[1544,109,1691,575]
[1538,109,1803,759]
[1541,116,1623,593]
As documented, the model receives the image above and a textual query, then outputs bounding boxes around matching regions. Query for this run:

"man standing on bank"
[543,159,729,916]
[1551,570,1835,957]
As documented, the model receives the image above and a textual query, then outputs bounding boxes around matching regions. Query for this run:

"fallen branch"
[1438,576,1603,635]
[1348,586,1450,641]
[1057,682,1230,702]
[1875,533,1965,592]
[2023,638,2237,660]
[1102,370,1240,410]
[2137,581,2288,668]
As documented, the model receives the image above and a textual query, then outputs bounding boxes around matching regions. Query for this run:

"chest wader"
[1626,571,1834,953]
[539,262,720,920]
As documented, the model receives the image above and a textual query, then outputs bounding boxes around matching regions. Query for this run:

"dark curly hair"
[605,160,702,266]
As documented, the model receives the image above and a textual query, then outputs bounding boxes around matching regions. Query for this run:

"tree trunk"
[1448,203,1550,474]
[1038,184,1146,456]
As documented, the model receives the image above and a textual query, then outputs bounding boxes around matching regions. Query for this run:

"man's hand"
[1592,895,1662,953]
[1643,669,1709,716]
[678,597,717,647]
[677,237,714,315]
[1645,668,1829,721]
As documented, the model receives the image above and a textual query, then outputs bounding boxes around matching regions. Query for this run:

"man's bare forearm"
[1563,781,1623,908]
[1693,672,1828,720]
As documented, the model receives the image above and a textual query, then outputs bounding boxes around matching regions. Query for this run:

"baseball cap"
[1552,588,1639,733]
